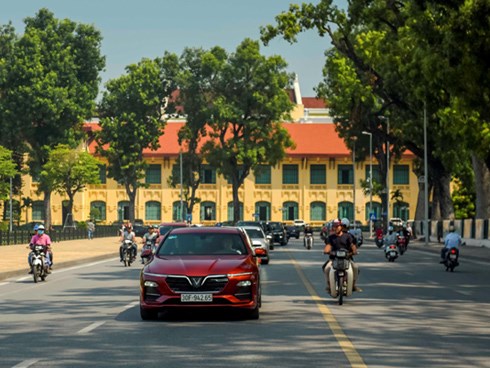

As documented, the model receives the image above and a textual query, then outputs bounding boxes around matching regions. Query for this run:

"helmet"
[341,218,350,227]
[332,218,341,227]
[152,224,159,229]
[388,226,393,232]
[37,224,45,230]
[448,225,455,232]
[33,224,39,231]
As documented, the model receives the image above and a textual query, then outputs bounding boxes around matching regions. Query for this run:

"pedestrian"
[87,219,95,240]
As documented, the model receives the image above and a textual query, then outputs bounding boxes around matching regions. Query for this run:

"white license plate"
[449,254,457,259]
[180,294,213,302]
[390,251,397,256]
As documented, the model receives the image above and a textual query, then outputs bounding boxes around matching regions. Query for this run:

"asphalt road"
[0,237,489,368]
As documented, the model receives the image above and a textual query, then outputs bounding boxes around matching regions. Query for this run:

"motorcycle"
[443,248,459,272]
[30,245,49,283]
[385,243,399,262]
[141,239,156,264]
[375,233,384,248]
[397,234,407,255]
[304,233,313,250]
[328,249,354,305]
[121,239,135,267]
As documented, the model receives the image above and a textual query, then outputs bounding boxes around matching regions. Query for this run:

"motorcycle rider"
[322,218,361,292]
[341,218,358,246]
[120,224,137,262]
[440,225,462,263]
[303,224,314,247]
[28,224,52,274]
[141,225,158,260]
[383,226,398,250]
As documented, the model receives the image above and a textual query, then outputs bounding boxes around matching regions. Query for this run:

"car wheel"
[140,306,158,321]
[262,257,269,265]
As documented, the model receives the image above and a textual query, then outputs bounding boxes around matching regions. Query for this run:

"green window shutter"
[283,164,299,184]
[145,164,161,184]
[393,165,409,185]
[310,164,326,184]
[338,165,353,184]
[255,165,271,184]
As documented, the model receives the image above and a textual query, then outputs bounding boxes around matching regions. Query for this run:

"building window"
[32,201,44,221]
[310,164,326,184]
[283,164,298,184]
[145,201,161,221]
[310,202,326,221]
[227,201,243,221]
[98,165,107,184]
[172,201,187,221]
[393,165,409,185]
[393,201,410,221]
[255,165,271,184]
[338,165,353,184]
[365,165,381,184]
[201,165,216,184]
[145,164,161,184]
[365,202,382,222]
[118,201,130,222]
[282,201,298,221]
[90,201,106,221]
[255,201,271,221]
[338,201,353,220]
[200,201,216,221]
[226,166,245,184]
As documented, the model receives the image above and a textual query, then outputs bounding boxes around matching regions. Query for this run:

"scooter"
[121,240,135,267]
[385,243,399,262]
[375,233,384,248]
[443,248,459,272]
[140,239,155,264]
[328,249,354,305]
[397,234,407,255]
[304,233,313,250]
[30,245,49,283]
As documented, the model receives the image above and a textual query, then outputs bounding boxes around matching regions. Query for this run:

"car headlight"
[144,281,158,288]
[227,272,253,278]
[237,280,252,287]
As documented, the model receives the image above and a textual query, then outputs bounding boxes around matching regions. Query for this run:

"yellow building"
[18,118,417,228]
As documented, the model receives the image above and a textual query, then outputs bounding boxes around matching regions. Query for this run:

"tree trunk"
[126,185,136,224]
[232,180,241,224]
[472,153,490,218]
[43,190,52,228]
[414,181,426,221]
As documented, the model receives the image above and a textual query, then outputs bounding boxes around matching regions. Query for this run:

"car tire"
[140,306,158,321]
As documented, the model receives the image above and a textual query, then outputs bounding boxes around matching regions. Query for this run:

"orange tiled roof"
[302,97,327,109]
[84,120,413,158]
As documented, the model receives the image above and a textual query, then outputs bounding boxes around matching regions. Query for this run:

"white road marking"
[122,301,139,310]
[0,282,9,286]
[77,321,106,335]
[12,359,40,368]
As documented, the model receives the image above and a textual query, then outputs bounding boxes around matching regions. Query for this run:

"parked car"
[236,220,271,235]
[140,226,261,320]
[293,219,306,229]
[242,226,270,264]
[390,218,403,227]
[268,221,288,245]
[133,224,148,237]
[286,225,300,239]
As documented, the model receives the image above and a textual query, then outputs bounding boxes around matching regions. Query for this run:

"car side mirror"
[141,249,153,258]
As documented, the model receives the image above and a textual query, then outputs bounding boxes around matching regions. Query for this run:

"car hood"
[146,256,253,276]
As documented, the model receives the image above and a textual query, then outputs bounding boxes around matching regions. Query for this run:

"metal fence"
[0,225,120,246]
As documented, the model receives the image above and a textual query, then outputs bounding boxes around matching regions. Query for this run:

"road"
[0,237,489,368]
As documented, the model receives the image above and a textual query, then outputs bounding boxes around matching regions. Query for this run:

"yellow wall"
[18,155,418,227]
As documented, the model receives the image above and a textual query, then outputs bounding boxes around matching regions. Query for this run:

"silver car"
[241,226,270,265]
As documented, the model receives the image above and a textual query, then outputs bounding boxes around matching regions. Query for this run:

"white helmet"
[341,218,350,227]
[388,226,393,232]
[37,224,45,230]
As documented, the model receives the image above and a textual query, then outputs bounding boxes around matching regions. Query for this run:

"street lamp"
[379,116,390,230]
[362,131,373,238]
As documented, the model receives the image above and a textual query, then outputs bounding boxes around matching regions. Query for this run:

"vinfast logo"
[190,277,203,288]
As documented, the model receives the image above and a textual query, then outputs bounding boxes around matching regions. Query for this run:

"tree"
[97,55,179,223]
[202,38,295,222]
[260,1,478,221]
[0,9,105,227]
[0,146,18,200]
[167,46,228,219]
[41,144,101,222]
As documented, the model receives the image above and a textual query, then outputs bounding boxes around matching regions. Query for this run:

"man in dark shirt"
[323,218,361,292]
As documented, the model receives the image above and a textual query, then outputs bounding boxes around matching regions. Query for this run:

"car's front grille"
[166,275,228,293]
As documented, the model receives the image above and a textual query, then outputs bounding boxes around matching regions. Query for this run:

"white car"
[293,219,306,229]
[241,226,270,265]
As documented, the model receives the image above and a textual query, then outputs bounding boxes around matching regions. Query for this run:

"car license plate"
[180,294,212,302]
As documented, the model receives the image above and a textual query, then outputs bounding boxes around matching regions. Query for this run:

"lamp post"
[362,131,373,238]
[179,150,184,222]
[424,104,429,246]
[379,116,390,230]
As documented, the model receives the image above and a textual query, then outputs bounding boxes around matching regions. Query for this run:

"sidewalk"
[0,236,131,281]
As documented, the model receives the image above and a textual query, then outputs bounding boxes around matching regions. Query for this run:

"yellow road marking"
[289,254,367,368]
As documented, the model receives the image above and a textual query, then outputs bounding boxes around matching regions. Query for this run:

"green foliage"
[0,146,18,200]
[97,55,179,222]
[452,179,476,219]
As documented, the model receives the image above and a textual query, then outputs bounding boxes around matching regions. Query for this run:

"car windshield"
[159,225,186,236]
[270,223,282,230]
[158,233,247,256]
[245,228,264,239]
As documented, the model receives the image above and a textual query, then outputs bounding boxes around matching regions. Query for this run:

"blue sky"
[1,0,345,97]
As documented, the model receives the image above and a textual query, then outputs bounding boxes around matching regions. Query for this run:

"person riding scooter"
[27,224,52,274]
[383,226,398,250]
[440,225,462,263]
[303,224,314,248]
[120,224,137,262]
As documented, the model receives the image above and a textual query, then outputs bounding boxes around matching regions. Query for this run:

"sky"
[1,0,346,98]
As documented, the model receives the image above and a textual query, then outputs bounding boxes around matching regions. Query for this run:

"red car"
[140,227,262,320]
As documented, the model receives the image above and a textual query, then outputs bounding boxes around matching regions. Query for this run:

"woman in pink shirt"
[28,224,53,273]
